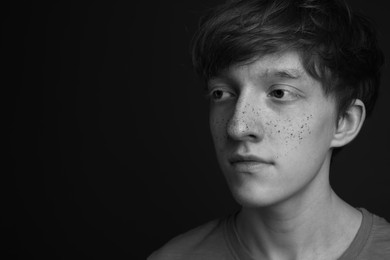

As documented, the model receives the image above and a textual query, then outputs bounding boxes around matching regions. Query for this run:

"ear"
[331,99,366,148]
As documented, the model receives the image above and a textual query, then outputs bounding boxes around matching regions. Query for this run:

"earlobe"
[331,99,366,148]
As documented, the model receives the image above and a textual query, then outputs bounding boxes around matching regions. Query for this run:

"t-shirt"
[148,208,390,260]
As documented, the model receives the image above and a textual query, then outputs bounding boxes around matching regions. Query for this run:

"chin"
[228,181,286,209]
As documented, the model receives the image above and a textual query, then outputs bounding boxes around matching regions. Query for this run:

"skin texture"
[208,50,364,259]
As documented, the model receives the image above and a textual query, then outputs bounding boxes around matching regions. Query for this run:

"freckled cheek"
[264,114,314,157]
[209,112,229,146]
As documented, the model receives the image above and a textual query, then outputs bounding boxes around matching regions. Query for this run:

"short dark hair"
[191,0,384,118]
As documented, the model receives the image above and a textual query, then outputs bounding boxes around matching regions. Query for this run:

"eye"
[270,89,286,99]
[268,88,300,101]
[208,89,235,102]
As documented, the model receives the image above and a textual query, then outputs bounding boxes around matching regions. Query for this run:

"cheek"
[209,110,229,148]
[264,113,314,158]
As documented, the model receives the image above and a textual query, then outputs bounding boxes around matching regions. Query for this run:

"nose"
[226,96,264,142]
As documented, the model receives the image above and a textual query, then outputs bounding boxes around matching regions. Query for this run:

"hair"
[191,0,384,119]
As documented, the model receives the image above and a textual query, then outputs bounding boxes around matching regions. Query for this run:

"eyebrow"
[207,68,304,88]
[265,69,302,79]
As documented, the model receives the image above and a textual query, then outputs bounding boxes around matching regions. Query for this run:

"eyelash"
[207,89,235,102]
[268,89,299,100]
[207,86,301,102]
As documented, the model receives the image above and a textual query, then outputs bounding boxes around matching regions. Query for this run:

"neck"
[235,164,361,260]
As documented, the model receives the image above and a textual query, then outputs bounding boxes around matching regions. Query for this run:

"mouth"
[228,154,273,171]
[229,154,272,164]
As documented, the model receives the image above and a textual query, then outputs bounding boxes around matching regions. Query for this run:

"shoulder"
[361,211,390,259]
[147,217,232,260]
[371,214,390,238]
[368,214,390,250]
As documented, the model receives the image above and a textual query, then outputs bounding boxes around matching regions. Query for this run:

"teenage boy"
[149,0,390,259]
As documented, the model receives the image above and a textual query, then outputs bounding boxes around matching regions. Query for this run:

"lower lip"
[230,161,270,172]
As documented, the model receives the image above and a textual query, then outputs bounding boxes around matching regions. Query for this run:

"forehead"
[209,51,310,85]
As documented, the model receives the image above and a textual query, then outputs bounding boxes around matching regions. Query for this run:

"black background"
[4,0,390,259]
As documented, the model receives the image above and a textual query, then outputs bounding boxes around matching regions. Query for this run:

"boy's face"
[208,50,338,207]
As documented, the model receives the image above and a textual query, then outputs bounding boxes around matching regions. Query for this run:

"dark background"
[3,0,390,259]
